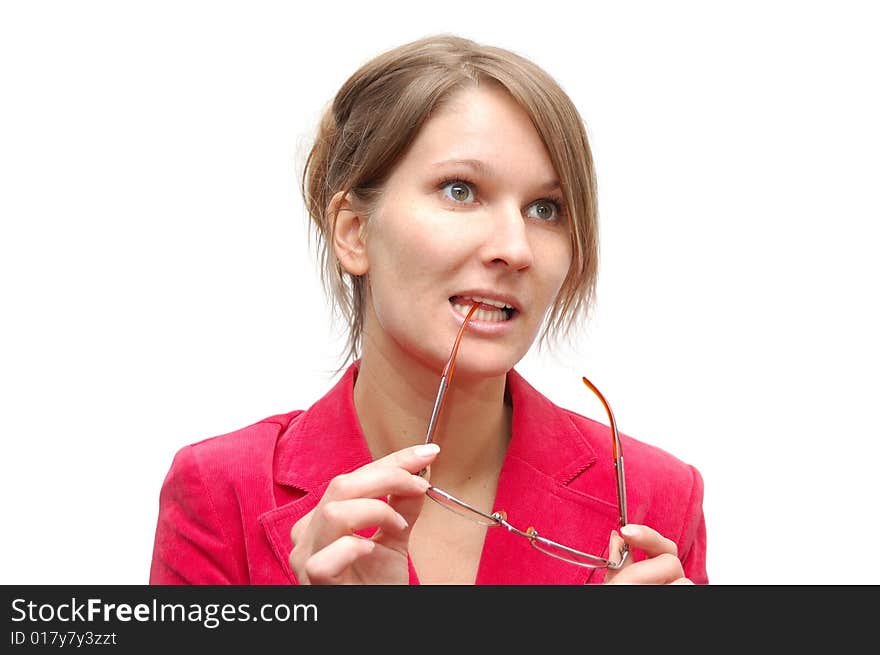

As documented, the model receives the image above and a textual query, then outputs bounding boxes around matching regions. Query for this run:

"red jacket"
[149,363,708,584]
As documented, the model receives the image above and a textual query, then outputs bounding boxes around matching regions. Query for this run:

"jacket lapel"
[474,371,621,584]
[258,364,374,583]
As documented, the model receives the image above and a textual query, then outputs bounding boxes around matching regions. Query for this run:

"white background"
[2,0,878,585]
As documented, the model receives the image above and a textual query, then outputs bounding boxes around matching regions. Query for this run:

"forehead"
[394,84,559,184]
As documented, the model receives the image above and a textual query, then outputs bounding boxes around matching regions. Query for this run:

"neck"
[353,339,511,490]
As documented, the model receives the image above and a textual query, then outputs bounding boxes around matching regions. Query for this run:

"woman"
[149,34,707,585]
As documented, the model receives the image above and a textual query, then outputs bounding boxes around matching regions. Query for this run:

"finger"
[367,442,441,475]
[302,535,376,584]
[380,471,431,552]
[292,445,437,546]
[606,552,685,585]
[670,577,694,585]
[290,507,317,546]
[322,445,438,502]
[312,497,410,547]
[600,530,629,584]
[619,523,679,559]
[608,529,627,566]
[288,509,320,583]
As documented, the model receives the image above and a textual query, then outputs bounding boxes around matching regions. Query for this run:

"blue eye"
[441,180,474,203]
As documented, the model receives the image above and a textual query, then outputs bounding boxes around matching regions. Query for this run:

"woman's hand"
[288,443,439,584]
[602,523,693,585]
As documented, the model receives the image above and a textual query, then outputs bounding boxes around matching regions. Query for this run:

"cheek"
[537,233,573,297]
[368,203,463,276]
[362,222,446,325]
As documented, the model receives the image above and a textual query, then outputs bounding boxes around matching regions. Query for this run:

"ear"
[329,191,369,276]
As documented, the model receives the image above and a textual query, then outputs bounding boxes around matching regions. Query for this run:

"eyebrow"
[432,158,561,192]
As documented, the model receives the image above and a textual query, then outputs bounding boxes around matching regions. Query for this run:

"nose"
[481,202,534,271]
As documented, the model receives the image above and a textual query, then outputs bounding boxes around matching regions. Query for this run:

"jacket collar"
[260,361,618,584]
[272,362,599,490]
[273,362,374,491]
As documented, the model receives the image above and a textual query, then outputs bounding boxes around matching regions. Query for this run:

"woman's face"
[359,83,572,378]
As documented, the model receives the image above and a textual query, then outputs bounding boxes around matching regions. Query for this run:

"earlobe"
[329,191,369,276]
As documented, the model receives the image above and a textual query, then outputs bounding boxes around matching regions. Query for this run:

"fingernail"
[414,443,440,457]
[413,475,430,490]
[620,524,637,538]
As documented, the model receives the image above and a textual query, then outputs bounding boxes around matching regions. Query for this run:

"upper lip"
[450,290,522,312]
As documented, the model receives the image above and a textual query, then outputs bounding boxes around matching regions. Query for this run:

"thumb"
[601,529,629,584]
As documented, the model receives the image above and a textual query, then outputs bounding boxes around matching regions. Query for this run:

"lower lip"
[449,301,517,336]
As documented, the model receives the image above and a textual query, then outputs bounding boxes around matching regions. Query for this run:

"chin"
[448,346,526,381]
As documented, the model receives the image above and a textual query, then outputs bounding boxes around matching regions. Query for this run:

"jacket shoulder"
[150,410,305,584]
[170,410,305,488]
[560,407,708,582]
[562,407,702,493]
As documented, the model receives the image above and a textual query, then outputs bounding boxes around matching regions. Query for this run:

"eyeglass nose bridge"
[492,510,539,540]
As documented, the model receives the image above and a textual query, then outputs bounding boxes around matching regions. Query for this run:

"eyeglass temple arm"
[423,303,479,446]
[582,376,628,528]
[423,377,448,446]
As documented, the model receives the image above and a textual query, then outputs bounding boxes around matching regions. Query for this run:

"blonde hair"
[301,34,599,367]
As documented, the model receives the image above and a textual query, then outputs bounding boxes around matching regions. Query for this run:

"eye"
[441,180,475,203]
[526,199,562,222]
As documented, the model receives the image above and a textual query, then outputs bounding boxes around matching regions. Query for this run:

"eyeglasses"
[421,303,629,569]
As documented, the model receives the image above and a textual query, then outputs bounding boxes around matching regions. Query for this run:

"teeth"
[453,304,508,322]
[461,295,513,310]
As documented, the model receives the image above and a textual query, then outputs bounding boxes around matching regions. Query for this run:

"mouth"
[449,294,518,323]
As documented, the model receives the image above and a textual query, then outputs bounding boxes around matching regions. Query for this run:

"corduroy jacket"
[150,362,708,584]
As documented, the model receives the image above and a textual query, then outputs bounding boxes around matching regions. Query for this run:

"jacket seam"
[188,444,238,582]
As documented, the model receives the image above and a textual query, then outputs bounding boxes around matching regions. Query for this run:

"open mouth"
[449,295,517,323]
